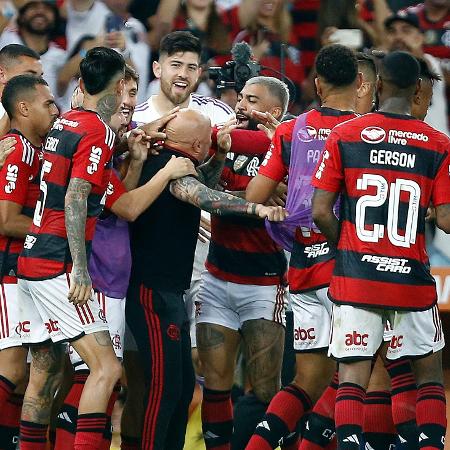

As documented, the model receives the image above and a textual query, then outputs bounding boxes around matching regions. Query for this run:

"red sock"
[100,382,121,450]
[19,420,48,450]
[55,371,88,450]
[74,413,108,450]
[201,388,233,450]
[363,391,396,449]
[385,359,418,445]
[246,384,312,450]
[0,374,15,407]
[335,383,365,450]
[0,391,22,449]
[416,383,446,450]
[299,372,338,450]
[120,435,140,450]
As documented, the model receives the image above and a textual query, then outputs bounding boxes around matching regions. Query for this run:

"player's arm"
[311,188,340,245]
[0,201,32,238]
[435,205,450,233]
[120,129,150,191]
[65,178,92,305]
[169,175,286,221]
[197,119,238,188]
[110,156,197,222]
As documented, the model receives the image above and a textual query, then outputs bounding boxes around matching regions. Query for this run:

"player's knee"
[91,357,122,388]
[412,352,444,385]
[201,362,234,389]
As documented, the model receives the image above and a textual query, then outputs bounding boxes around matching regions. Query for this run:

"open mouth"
[173,80,189,92]
[121,107,131,120]
[236,113,249,127]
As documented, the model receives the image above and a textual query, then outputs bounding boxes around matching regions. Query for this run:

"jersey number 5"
[33,160,53,227]
[355,174,420,248]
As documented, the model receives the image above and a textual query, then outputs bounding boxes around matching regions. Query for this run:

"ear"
[314,77,321,98]
[79,78,86,94]
[415,78,422,97]
[117,77,125,97]
[153,60,161,79]
[18,101,29,118]
[0,66,7,85]
[376,76,383,98]
[269,106,282,120]
[356,72,363,90]
[357,81,371,99]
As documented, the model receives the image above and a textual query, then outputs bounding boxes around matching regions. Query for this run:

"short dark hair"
[356,52,377,82]
[315,44,358,87]
[80,47,125,95]
[2,74,48,119]
[0,44,40,68]
[380,51,420,90]
[159,31,202,58]
[125,64,139,86]
[417,57,441,84]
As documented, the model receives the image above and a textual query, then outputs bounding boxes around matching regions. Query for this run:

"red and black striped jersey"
[0,131,42,282]
[259,107,357,293]
[312,111,450,310]
[17,109,115,281]
[206,130,287,285]
[104,170,127,211]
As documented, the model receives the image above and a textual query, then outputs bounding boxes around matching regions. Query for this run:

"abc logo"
[294,327,316,341]
[345,331,369,347]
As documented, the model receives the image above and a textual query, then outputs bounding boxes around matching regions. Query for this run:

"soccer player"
[197,76,290,450]
[16,47,126,450]
[244,44,360,450]
[0,74,58,450]
[126,107,285,450]
[311,51,450,450]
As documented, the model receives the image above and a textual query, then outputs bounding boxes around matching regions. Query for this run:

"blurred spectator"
[0,0,65,104]
[65,0,149,101]
[384,11,449,134]
[172,0,231,63]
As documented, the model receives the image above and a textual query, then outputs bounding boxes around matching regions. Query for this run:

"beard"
[21,16,54,35]
[160,77,193,106]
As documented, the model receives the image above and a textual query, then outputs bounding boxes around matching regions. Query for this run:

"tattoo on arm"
[241,319,285,404]
[97,92,118,124]
[196,155,225,188]
[22,344,65,424]
[65,178,91,271]
[170,176,258,217]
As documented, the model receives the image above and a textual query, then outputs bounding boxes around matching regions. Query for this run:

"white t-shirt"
[0,29,66,107]
[132,93,235,281]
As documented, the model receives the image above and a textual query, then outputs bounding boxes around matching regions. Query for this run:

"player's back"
[318,111,450,310]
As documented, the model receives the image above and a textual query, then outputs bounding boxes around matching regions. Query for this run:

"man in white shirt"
[121,30,234,450]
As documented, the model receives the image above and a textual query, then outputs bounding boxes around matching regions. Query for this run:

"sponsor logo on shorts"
[194,301,202,318]
[345,331,368,347]
[294,327,316,341]
[388,335,403,350]
[361,255,411,273]
[16,321,30,335]
[112,333,122,350]
[44,319,59,333]
[304,242,329,258]
[98,309,107,323]
[361,126,386,144]
[167,324,180,341]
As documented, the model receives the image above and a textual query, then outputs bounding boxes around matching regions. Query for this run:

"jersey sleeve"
[311,129,344,192]
[207,100,235,127]
[431,150,450,206]
[0,140,34,206]
[71,128,113,187]
[258,125,288,182]
[105,170,127,210]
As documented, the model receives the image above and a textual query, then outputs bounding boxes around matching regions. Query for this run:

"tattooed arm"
[435,204,450,233]
[311,188,340,245]
[170,176,286,221]
[65,178,92,305]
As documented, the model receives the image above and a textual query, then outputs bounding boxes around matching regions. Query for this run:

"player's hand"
[0,137,17,170]
[255,204,287,222]
[164,155,197,179]
[127,129,149,163]
[198,215,211,243]
[253,111,280,140]
[139,107,179,145]
[105,31,126,51]
[267,182,287,207]
[68,266,93,306]
[216,118,238,154]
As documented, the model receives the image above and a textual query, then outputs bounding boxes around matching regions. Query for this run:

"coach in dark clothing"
[126,109,286,450]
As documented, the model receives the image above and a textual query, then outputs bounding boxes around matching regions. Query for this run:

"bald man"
[126,108,285,450]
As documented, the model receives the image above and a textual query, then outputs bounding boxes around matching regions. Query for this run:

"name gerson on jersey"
[18,109,115,281]
[312,111,450,310]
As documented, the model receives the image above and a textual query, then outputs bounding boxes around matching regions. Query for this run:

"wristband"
[251,203,257,215]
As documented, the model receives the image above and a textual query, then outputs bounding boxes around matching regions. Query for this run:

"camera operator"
[197,75,290,450]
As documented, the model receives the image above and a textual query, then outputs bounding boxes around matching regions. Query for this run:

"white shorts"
[0,282,22,350]
[291,287,331,352]
[18,275,109,345]
[185,276,203,348]
[69,292,126,370]
[196,271,286,330]
[329,304,445,361]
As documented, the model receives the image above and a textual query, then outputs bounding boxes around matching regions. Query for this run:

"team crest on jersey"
[361,126,386,144]
[234,155,248,172]
[297,126,317,142]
